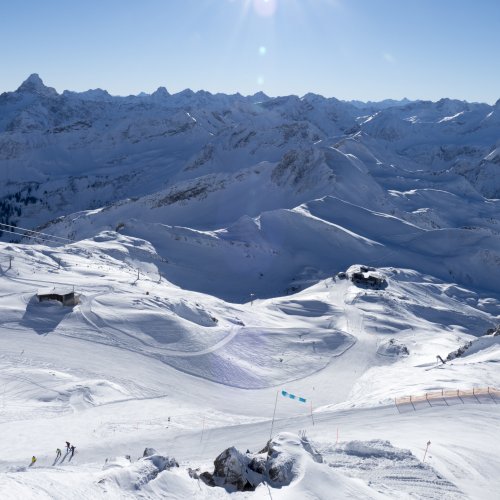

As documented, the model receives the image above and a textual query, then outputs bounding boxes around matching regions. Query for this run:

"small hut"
[37,287,78,306]
[351,270,387,289]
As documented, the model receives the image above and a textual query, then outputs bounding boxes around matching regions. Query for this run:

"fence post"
[442,389,449,406]
[472,387,481,404]
[425,393,432,407]
[410,395,416,411]
[395,397,401,414]
[457,389,464,404]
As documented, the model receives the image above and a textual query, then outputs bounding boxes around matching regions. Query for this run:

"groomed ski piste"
[0,234,499,499]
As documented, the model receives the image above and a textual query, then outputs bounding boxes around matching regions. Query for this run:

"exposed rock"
[201,432,323,492]
[378,338,410,357]
[446,341,473,361]
[247,455,267,475]
[206,446,257,491]
[485,324,500,336]
[142,447,157,457]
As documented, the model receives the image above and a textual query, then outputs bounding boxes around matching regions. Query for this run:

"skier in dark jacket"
[66,441,70,452]
[56,448,62,459]
[70,445,76,458]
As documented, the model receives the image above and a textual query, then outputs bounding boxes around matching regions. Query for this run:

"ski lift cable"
[0,223,73,242]
[0,222,74,242]
[0,228,66,245]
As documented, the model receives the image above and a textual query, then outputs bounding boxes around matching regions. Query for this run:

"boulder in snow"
[142,447,158,458]
[200,432,323,491]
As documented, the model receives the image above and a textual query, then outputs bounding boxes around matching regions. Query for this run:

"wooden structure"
[395,387,500,413]
[37,287,78,306]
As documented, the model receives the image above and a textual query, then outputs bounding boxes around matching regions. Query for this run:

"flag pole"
[269,390,279,441]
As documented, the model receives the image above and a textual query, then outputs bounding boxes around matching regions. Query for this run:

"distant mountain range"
[1,74,499,300]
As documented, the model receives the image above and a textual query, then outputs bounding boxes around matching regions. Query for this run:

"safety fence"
[395,387,500,413]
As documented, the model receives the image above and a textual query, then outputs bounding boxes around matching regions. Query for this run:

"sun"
[245,0,278,17]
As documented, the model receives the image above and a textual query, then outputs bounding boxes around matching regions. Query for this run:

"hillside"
[0,76,499,499]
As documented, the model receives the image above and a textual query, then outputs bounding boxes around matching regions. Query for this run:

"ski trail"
[77,290,241,357]
[321,281,381,405]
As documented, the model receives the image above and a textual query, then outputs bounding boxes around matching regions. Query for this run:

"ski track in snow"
[0,248,498,498]
[1,81,500,498]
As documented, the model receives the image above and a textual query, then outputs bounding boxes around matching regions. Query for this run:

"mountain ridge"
[1,74,499,301]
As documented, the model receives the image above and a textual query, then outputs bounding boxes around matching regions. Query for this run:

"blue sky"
[1,0,499,102]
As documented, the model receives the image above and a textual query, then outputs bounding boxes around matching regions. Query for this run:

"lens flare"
[259,46,267,56]
[253,0,277,17]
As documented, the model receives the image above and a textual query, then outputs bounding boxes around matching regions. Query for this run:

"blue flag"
[282,390,306,403]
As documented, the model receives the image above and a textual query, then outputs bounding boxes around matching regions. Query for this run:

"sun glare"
[252,0,278,17]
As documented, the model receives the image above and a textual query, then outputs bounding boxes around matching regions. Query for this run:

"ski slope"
[0,238,499,498]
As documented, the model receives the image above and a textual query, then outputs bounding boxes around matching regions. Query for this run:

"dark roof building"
[37,287,78,306]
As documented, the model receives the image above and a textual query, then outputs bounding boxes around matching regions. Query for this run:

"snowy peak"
[16,73,58,97]
[348,97,413,110]
[62,88,112,101]
[151,86,170,99]
[250,90,270,102]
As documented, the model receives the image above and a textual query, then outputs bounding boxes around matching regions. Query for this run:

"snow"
[0,236,498,498]
[0,76,499,498]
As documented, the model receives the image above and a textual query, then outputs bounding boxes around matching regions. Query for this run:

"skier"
[65,441,71,452]
[29,456,37,467]
[56,448,62,460]
[70,445,76,458]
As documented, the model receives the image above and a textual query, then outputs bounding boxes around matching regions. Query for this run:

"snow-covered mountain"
[0,76,499,499]
[1,74,498,301]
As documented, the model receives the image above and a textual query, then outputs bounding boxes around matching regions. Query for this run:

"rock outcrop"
[200,432,323,492]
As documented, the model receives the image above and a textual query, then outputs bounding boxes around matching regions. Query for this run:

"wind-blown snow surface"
[0,238,499,498]
[1,76,500,498]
